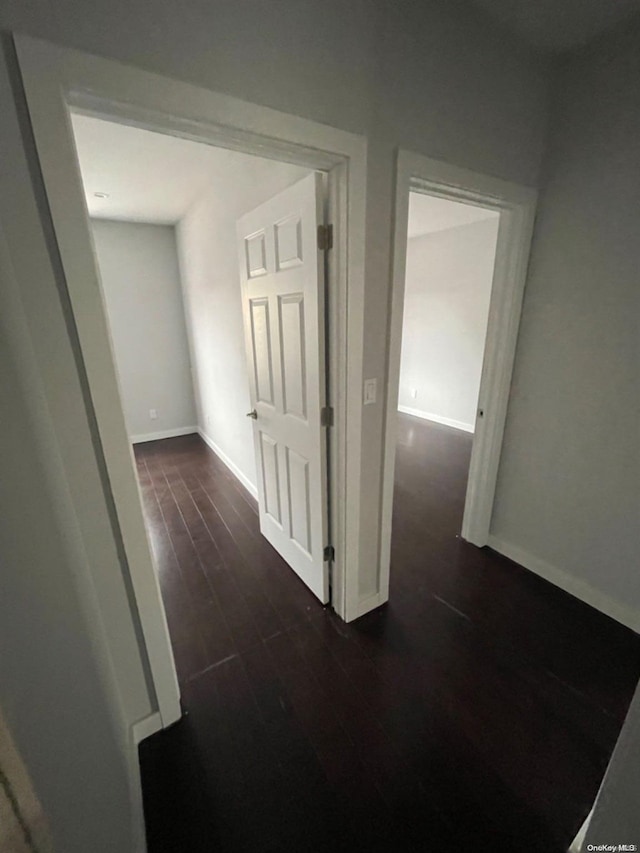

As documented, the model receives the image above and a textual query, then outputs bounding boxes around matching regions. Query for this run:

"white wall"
[0,46,146,851]
[398,217,499,431]
[0,3,550,844]
[3,2,640,843]
[491,21,640,631]
[177,152,308,491]
[0,295,138,853]
[1,0,549,608]
[91,219,197,441]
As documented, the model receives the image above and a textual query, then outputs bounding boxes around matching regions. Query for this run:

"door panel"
[249,298,275,405]
[260,432,282,525]
[278,293,307,419]
[237,172,329,603]
[245,230,268,277]
[286,447,311,554]
[275,216,303,269]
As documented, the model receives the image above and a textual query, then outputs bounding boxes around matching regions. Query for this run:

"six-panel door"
[237,172,329,603]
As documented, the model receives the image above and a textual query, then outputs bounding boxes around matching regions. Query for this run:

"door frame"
[379,150,537,598]
[14,34,366,731]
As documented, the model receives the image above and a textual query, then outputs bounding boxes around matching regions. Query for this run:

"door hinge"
[323,545,335,562]
[317,223,333,251]
[320,406,334,427]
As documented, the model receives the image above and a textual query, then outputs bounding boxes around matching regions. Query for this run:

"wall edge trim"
[197,428,259,500]
[398,404,474,433]
[130,426,197,444]
[488,535,640,633]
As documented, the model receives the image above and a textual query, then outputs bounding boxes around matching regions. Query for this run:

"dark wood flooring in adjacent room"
[136,415,640,852]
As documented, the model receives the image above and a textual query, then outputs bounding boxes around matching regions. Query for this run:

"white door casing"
[237,172,330,603]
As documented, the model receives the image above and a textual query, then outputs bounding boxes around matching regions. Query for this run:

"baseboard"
[398,405,474,434]
[568,810,592,853]
[488,535,640,633]
[132,711,162,745]
[130,426,197,444]
[197,428,258,500]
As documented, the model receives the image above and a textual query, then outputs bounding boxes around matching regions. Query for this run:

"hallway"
[136,417,640,852]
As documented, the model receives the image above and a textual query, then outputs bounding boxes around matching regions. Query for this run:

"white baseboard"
[568,810,592,853]
[132,711,162,745]
[198,428,258,500]
[398,405,474,434]
[488,535,640,633]
[130,426,197,444]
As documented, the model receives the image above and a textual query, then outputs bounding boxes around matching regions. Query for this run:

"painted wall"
[91,219,197,441]
[398,218,499,431]
[0,0,549,613]
[0,318,136,852]
[0,1,547,183]
[176,152,308,491]
[0,4,550,845]
[491,22,640,631]
[0,44,146,849]
[1,0,549,607]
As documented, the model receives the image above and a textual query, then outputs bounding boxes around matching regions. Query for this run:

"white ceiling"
[468,0,640,51]
[71,115,497,238]
[70,113,288,224]
[408,192,498,239]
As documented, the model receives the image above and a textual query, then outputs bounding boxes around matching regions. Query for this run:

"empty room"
[71,114,329,687]
[2,3,640,853]
[391,190,499,603]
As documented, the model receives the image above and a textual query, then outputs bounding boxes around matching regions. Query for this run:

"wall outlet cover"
[364,378,377,405]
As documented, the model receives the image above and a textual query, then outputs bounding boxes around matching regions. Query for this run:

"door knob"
[246,409,258,419]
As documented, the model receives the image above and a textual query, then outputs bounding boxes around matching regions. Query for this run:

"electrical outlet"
[149,408,158,420]
[410,388,418,399]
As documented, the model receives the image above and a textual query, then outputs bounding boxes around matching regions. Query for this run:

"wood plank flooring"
[136,415,640,852]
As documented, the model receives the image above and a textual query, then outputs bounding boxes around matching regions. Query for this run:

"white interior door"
[237,172,330,603]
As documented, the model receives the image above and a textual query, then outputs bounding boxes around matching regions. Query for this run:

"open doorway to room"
[379,153,539,600]
[390,190,500,594]
[69,113,332,688]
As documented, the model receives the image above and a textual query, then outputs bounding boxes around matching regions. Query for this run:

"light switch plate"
[363,378,377,405]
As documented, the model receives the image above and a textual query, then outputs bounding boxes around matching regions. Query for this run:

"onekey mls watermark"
[586,845,637,851]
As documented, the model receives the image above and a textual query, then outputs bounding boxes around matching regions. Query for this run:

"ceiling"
[70,115,497,238]
[70,113,288,224]
[408,192,497,239]
[468,0,640,51]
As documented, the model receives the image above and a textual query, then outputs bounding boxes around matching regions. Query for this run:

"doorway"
[379,151,537,598]
[391,190,499,592]
[68,111,335,689]
[397,192,499,433]
[15,33,367,731]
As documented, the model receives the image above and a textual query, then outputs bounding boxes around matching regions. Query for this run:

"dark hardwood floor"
[136,414,640,852]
